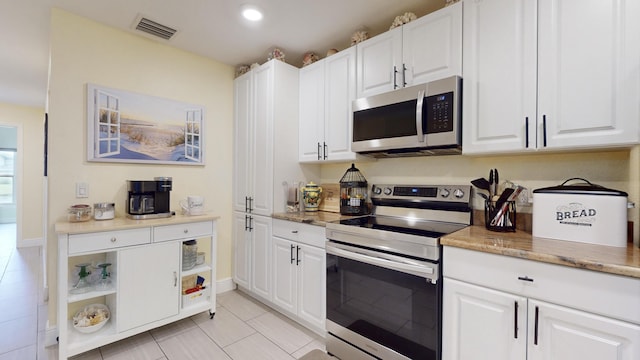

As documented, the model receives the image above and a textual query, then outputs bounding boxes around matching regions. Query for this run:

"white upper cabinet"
[461,0,537,153]
[356,2,462,98]
[537,0,640,149]
[463,0,640,154]
[299,47,360,163]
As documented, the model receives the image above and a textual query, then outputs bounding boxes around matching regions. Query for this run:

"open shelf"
[181,263,212,277]
[67,286,116,304]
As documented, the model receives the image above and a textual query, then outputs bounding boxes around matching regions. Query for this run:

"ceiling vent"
[134,16,177,40]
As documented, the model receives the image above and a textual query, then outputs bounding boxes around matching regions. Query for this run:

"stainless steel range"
[325,184,472,360]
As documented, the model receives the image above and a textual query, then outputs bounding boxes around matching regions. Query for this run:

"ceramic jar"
[301,182,323,212]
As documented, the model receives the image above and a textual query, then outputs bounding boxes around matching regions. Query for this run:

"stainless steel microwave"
[351,75,462,157]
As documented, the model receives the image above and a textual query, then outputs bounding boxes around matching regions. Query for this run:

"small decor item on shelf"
[182,240,198,270]
[351,30,369,45]
[339,163,369,215]
[95,263,112,290]
[250,62,260,69]
[70,263,93,294]
[267,47,286,62]
[390,12,417,29]
[301,182,323,212]
[445,0,461,7]
[73,304,110,334]
[235,64,250,78]
[302,52,320,67]
[326,48,338,57]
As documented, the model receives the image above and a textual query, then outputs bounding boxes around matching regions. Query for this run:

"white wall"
[0,102,44,242]
[47,9,234,326]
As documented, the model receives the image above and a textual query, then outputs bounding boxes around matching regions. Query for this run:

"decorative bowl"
[72,303,110,334]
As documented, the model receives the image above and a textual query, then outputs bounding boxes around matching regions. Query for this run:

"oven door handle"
[326,242,435,280]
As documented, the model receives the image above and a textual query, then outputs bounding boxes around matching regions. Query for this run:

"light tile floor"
[0,223,326,360]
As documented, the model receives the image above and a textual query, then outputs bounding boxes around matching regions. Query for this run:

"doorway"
[0,126,17,255]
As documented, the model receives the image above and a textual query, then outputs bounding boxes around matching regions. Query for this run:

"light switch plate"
[76,182,89,198]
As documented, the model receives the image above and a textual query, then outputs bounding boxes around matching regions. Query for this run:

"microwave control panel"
[424,91,454,134]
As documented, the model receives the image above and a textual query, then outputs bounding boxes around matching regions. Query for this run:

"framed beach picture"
[86,84,204,165]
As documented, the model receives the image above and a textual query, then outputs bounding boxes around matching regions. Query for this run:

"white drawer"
[443,246,640,325]
[69,228,151,254]
[153,221,213,242]
[297,223,326,248]
[273,219,300,241]
[272,219,326,248]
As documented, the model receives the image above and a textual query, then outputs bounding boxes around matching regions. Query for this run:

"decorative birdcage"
[339,164,369,215]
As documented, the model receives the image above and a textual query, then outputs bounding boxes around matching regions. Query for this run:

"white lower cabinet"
[56,217,217,360]
[118,242,180,332]
[271,219,326,334]
[443,247,640,360]
[232,212,272,303]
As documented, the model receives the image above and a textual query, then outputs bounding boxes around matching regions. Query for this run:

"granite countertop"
[441,225,640,279]
[55,213,220,235]
[271,211,358,226]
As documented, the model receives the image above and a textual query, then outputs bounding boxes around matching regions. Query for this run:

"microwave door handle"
[326,243,434,279]
[416,89,426,143]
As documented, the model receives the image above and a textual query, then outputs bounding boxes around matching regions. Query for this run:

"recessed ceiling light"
[242,6,263,21]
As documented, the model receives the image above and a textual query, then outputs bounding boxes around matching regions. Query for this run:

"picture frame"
[86,84,205,165]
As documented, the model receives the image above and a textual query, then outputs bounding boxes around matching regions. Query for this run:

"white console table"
[55,214,218,359]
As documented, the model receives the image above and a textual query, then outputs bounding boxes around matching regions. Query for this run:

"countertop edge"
[441,226,640,279]
[55,214,220,235]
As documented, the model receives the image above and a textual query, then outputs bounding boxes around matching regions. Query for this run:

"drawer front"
[69,228,151,254]
[272,219,300,241]
[443,246,640,325]
[153,221,213,242]
[297,223,326,248]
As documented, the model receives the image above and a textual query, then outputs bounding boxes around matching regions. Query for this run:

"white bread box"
[532,178,628,247]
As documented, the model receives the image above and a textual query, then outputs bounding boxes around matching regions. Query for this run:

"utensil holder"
[485,200,516,232]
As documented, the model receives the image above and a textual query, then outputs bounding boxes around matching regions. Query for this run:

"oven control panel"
[371,184,471,203]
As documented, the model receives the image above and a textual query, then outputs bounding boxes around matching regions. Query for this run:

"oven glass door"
[327,250,441,359]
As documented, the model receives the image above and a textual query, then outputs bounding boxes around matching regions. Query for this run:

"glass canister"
[94,202,115,220]
[339,163,369,215]
[68,204,92,222]
[182,240,198,270]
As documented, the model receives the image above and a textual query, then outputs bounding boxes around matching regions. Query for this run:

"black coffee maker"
[126,177,173,219]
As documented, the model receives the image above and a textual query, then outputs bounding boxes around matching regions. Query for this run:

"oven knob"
[384,187,393,195]
[453,188,465,198]
[440,189,450,198]
[373,186,382,195]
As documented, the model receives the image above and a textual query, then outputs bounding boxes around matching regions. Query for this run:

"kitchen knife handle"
[525,117,529,148]
[542,115,547,147]
[317,142,321,160]
[534,306,540,345]
[514,301,519,339]
[323,142,328,160]
[290,244,295,264]
[393,66,399,89]
[296,246,301,265]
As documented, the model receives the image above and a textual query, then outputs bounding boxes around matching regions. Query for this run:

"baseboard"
[45,322,58,347]
[17,237,43,248]
[216,277,235,293]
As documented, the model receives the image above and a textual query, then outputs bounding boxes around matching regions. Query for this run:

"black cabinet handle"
[402,64,407,87]
[534,306,540,345]
[518,276,534,282]
[317,142,321,160]
[296,246,301,266]
[542,115,547,147]
[525,117,529,148]
[290,244,295,264]
[323,142,328,160]
[244,215,250,231]
[245,196,249,213]
[514,301,519,339]
[248,197,253,213]
[393,66,398,89]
